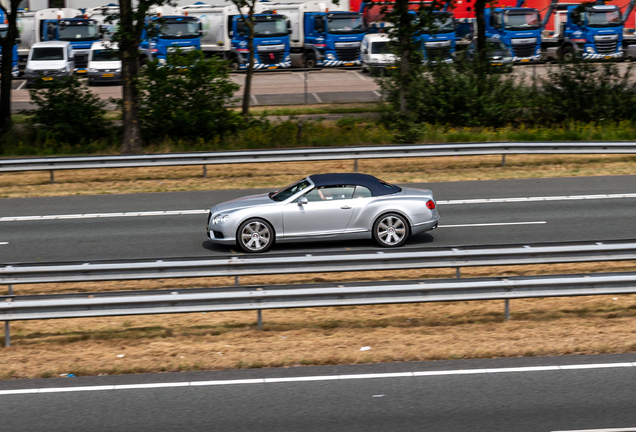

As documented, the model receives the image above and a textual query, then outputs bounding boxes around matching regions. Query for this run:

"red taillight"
[426,200,436,210]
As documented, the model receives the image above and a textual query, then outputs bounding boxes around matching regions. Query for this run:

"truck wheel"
[230,56,240,72]
[304,53,316,69]
[561,46,575,62]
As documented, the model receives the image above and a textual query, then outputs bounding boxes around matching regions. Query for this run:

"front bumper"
[24,71,72,84]
[513,54,541,63]
[87,71,122,82]
[582,51,623,60]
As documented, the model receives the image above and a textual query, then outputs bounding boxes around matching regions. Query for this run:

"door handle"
[341,205,352,209]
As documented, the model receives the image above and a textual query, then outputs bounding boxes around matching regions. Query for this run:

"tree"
[0,0,22,135]
[106,0,173,154]
[229,0,257,118]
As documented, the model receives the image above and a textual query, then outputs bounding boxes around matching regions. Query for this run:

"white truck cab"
[360,33,396,74]
[24,41,74,86]
[87,41,121,85]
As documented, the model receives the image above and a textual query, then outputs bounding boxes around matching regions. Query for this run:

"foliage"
[135,50,242,142]
[22,77,111,147]
[533,61,636,124]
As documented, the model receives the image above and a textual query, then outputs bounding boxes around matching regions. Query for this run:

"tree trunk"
[241,9,255,118]
[0,5,18,135]
[396,0,410,114]
[475,0,487,64]
[119,0,143,154]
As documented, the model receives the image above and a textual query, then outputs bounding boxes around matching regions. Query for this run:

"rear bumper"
[411,217,439,235]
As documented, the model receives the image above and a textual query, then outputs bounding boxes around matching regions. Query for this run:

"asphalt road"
[1,175,636,263]
[2,353,636,431]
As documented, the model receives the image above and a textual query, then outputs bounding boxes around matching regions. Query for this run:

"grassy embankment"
[1,107,636,379]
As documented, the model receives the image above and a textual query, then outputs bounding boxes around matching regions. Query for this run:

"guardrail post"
[257,309,263,331]
[456,267,461,278]
[203,165,207,178]
[504,299,510,321]
[354,159,358,173]
[50,170,55,184]
[4,284,13,348]
[235,276,240,286]
[502,155,506,167]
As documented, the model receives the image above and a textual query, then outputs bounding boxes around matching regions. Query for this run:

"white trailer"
[17,8,82,58]
[181,2,240,54]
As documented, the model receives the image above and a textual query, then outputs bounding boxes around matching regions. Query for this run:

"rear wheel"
[237,218,274,253]
[372,213,410,248]
[230,56,240,72]
[561,46,575,62]
[304,52,316,69]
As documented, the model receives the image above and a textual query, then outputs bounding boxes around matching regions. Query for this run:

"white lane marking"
[553,429,636,432]
[2,193,636,222]
[0,242,8,245]
[440,221,546,228]
[250,94,258,105]
[353,72,367,81]
[16,80,26,91]
[312,92,322,103]
[0,362,634,396]
[373,90,381,97]
[437,193,636,205]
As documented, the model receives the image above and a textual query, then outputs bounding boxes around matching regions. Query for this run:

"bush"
[23,76,111,146]
[136,50,242,142]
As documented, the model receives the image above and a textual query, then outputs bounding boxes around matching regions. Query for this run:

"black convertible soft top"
[308,173,402,197]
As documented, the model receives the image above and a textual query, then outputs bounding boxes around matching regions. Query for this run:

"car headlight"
[212,214,229,224]
[115,68,121,72]
[586,47,595,54]
[326,53,335,60]
[87,68,98,73]
[57,67,67,73]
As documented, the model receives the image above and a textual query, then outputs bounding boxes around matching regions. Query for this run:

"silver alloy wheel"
[376,215,407,246]
[240,220,272,252]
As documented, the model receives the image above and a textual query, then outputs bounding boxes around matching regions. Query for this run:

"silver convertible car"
[206,173,439,253]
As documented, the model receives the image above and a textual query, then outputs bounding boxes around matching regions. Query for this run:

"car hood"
[88,61,121,69]
[28,60,67,70]
[213,193,276,213]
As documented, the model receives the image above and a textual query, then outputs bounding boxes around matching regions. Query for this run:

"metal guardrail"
[1,142,635,175]
[2,241,636,285]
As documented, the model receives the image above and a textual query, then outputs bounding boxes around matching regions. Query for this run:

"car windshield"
[504,12,541,30]
[327,16,365,34]
[422,13,456,34]
[371,41,391,54]
[253,18,288,37]
[59,22,100,41]
[0,30,7,39]
[270,179,311,201]
[487,41,507,51]
[586,10,622,27]
[160,19,200,39]
[91,49,119,61]
[31,47,64,61]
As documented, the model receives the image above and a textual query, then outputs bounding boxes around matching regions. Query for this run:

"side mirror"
[298,197,308,205]
[16,37,21,44]
[287,19,292,34]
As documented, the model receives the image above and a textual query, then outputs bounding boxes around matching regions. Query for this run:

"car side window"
[305,186,355,202]
[352,186,372,199]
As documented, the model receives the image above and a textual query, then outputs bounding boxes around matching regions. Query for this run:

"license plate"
[76,70,86,73]
[521,58,530,62]
[491,63,503,66]
[102,73,114,77]
[42,77,53,81]
[345,62,354,66]
[268,66,277,69]
[604,55,611,59]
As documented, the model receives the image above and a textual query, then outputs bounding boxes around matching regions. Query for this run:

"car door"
[283,186,355,238]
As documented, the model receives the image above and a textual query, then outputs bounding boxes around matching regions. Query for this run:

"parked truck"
[540,0,632,61]
[254,0,366,68]
[483,1,542,62]
[181,2,291,70]
[139,5,202,63]
[17,8,101,73]
[0,9,20,77]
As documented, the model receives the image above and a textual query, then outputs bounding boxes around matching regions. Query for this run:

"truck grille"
[335,47,360,61]
[596,41,617,54]
[74,54,88,68]
[512,43,535,58]
[426,47,451,60]
[258,50,284,65]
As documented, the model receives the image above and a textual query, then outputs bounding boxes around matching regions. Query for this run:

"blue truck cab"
[541,1,626,61]
[140,15,202,63]
[0,12,19,77]
[418,10,456,63]
[483,6,542,63]
[38,16,100,73]
[302,11,366,67]
[231,13,291,70]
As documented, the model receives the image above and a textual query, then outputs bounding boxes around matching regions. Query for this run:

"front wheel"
[304,52,316,69]
[237,218,274,253]
[372,213,410,248]
[561,46,575,62]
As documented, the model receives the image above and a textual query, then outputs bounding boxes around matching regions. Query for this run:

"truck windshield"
[371,41,391,54]
[58,22,99,41]
[327,16,365,34]
[31,47,64,61]
[504,12,541,30]
[253,17,288,37]
[422,13,456,34]
[92,49,119,61]
[160,19,200,39]
[586,10,622,27]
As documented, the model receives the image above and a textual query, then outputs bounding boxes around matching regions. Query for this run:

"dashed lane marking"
[0,362,634,396]
[312,92,322,103]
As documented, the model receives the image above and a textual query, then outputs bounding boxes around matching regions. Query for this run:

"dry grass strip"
[2,154,636,199]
